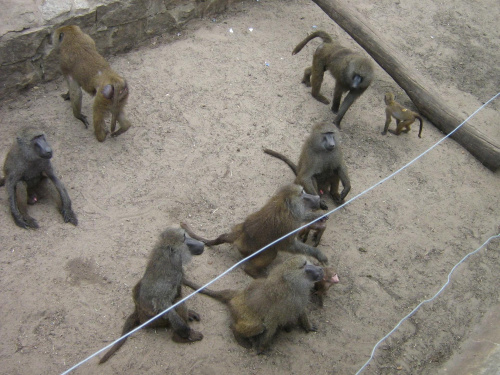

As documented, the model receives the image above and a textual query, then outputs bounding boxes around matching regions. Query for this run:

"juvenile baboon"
[183,256,323,353]
[181,184,328,278]
[313,266,339,307]
[293,30,374,127]
[99,228,204,364]
[264,121,350,210]
[298,216,328,247]
[382,92,423,138]
[53,25,131,142]
[0,127,77,229]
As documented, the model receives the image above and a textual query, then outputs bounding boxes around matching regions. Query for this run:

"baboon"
[312,266,339,307]
[181,184,328,278]
[53,25,131,142]
[0,127,77,229]
[183,256,323,353]
[99,227,205,364]
[293,30,374,127]
[298,216,328,247]
[382,92,423,138]
[264,121,350,210]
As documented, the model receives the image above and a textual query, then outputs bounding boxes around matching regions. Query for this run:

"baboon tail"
[292,30,333,55]
[180,222,233,246]
[99,310,140,364]
[183,278,237,303]
[416,116,424,138]
[263,148,298,175]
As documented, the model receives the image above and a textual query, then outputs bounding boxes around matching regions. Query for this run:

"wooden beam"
[312,0,500,171]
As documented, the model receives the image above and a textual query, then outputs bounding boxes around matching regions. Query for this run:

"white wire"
[61,92,500,375]
[355,233,500,375]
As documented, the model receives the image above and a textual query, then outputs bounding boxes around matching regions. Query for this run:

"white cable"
[61,92,500,374]
[355,233,500,375]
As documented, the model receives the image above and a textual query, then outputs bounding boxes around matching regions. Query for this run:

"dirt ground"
[0,0,499,374]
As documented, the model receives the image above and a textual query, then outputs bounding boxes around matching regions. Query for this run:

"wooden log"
[312,0,500,172]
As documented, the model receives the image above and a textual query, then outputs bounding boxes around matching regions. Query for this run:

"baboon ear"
[102,84,114,100]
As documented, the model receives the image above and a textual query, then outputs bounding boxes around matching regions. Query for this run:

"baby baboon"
[183,256,324,353]
[382,92,423,138]
[264,121,350,210]
[54,25,131,142]
[313,266,339,307]
[298,216,328,247]
[0,127,77,229]
[99,227,204,364]
[293,30,374,127]
[181,184,327,278]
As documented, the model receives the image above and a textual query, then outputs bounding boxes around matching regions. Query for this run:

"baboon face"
[304,262,324,282]
[185,234,204,255]
[159,228,205,256]
[299,188,321,211]
[283,256,324,283]
[26,133,53,160]
[321,132,336,151]
[384,92,394,105]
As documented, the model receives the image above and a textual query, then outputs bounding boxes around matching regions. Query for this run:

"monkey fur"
[54,25,131,142]
[183,256,324,353]
[99,228,204,364]
[293,30,374,127]
[181,184,328,278]
[382,92,423,138]
[0,127,77,229]
[264,121,351,210]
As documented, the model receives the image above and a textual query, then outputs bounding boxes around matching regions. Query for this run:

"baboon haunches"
[54,25,131,142]
[99,228,204,364]
[264,121,350,210]
[181,184,328,278]
[183,256,324,353]
[0,127,77,229]
[293,30,374,127]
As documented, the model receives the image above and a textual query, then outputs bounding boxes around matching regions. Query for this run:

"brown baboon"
[264,121,350,210]
[0,127,77,229]
[53,25,131,142]
[312,266,339,307]
[298,216,328,247]
[382,92,423,138]
[183,256,323,353]
[293,30,374,127]
[99,228,204,364]
[181,184,328,278]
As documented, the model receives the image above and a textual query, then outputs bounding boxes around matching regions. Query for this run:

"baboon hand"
[187,329,203,342]
[320,199,329,210]
[188,310,201,322]
[15,215,39,229]
[77,114,89,128]
[316,252,328,265]
[62,208,78,226]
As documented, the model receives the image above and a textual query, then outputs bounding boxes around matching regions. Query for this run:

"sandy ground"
[0,0,499,374]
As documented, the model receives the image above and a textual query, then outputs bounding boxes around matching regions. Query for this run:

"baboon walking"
[54,25,132,142]
[382,92,423,137]
[181,184,328,278]
[184,256,324,353]
[293,30,373,126]
[0,127,77,229]
[99,228,204,364]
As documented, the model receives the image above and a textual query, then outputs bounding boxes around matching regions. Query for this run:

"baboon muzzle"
[185,237,205,255]
[305,264,324,282]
